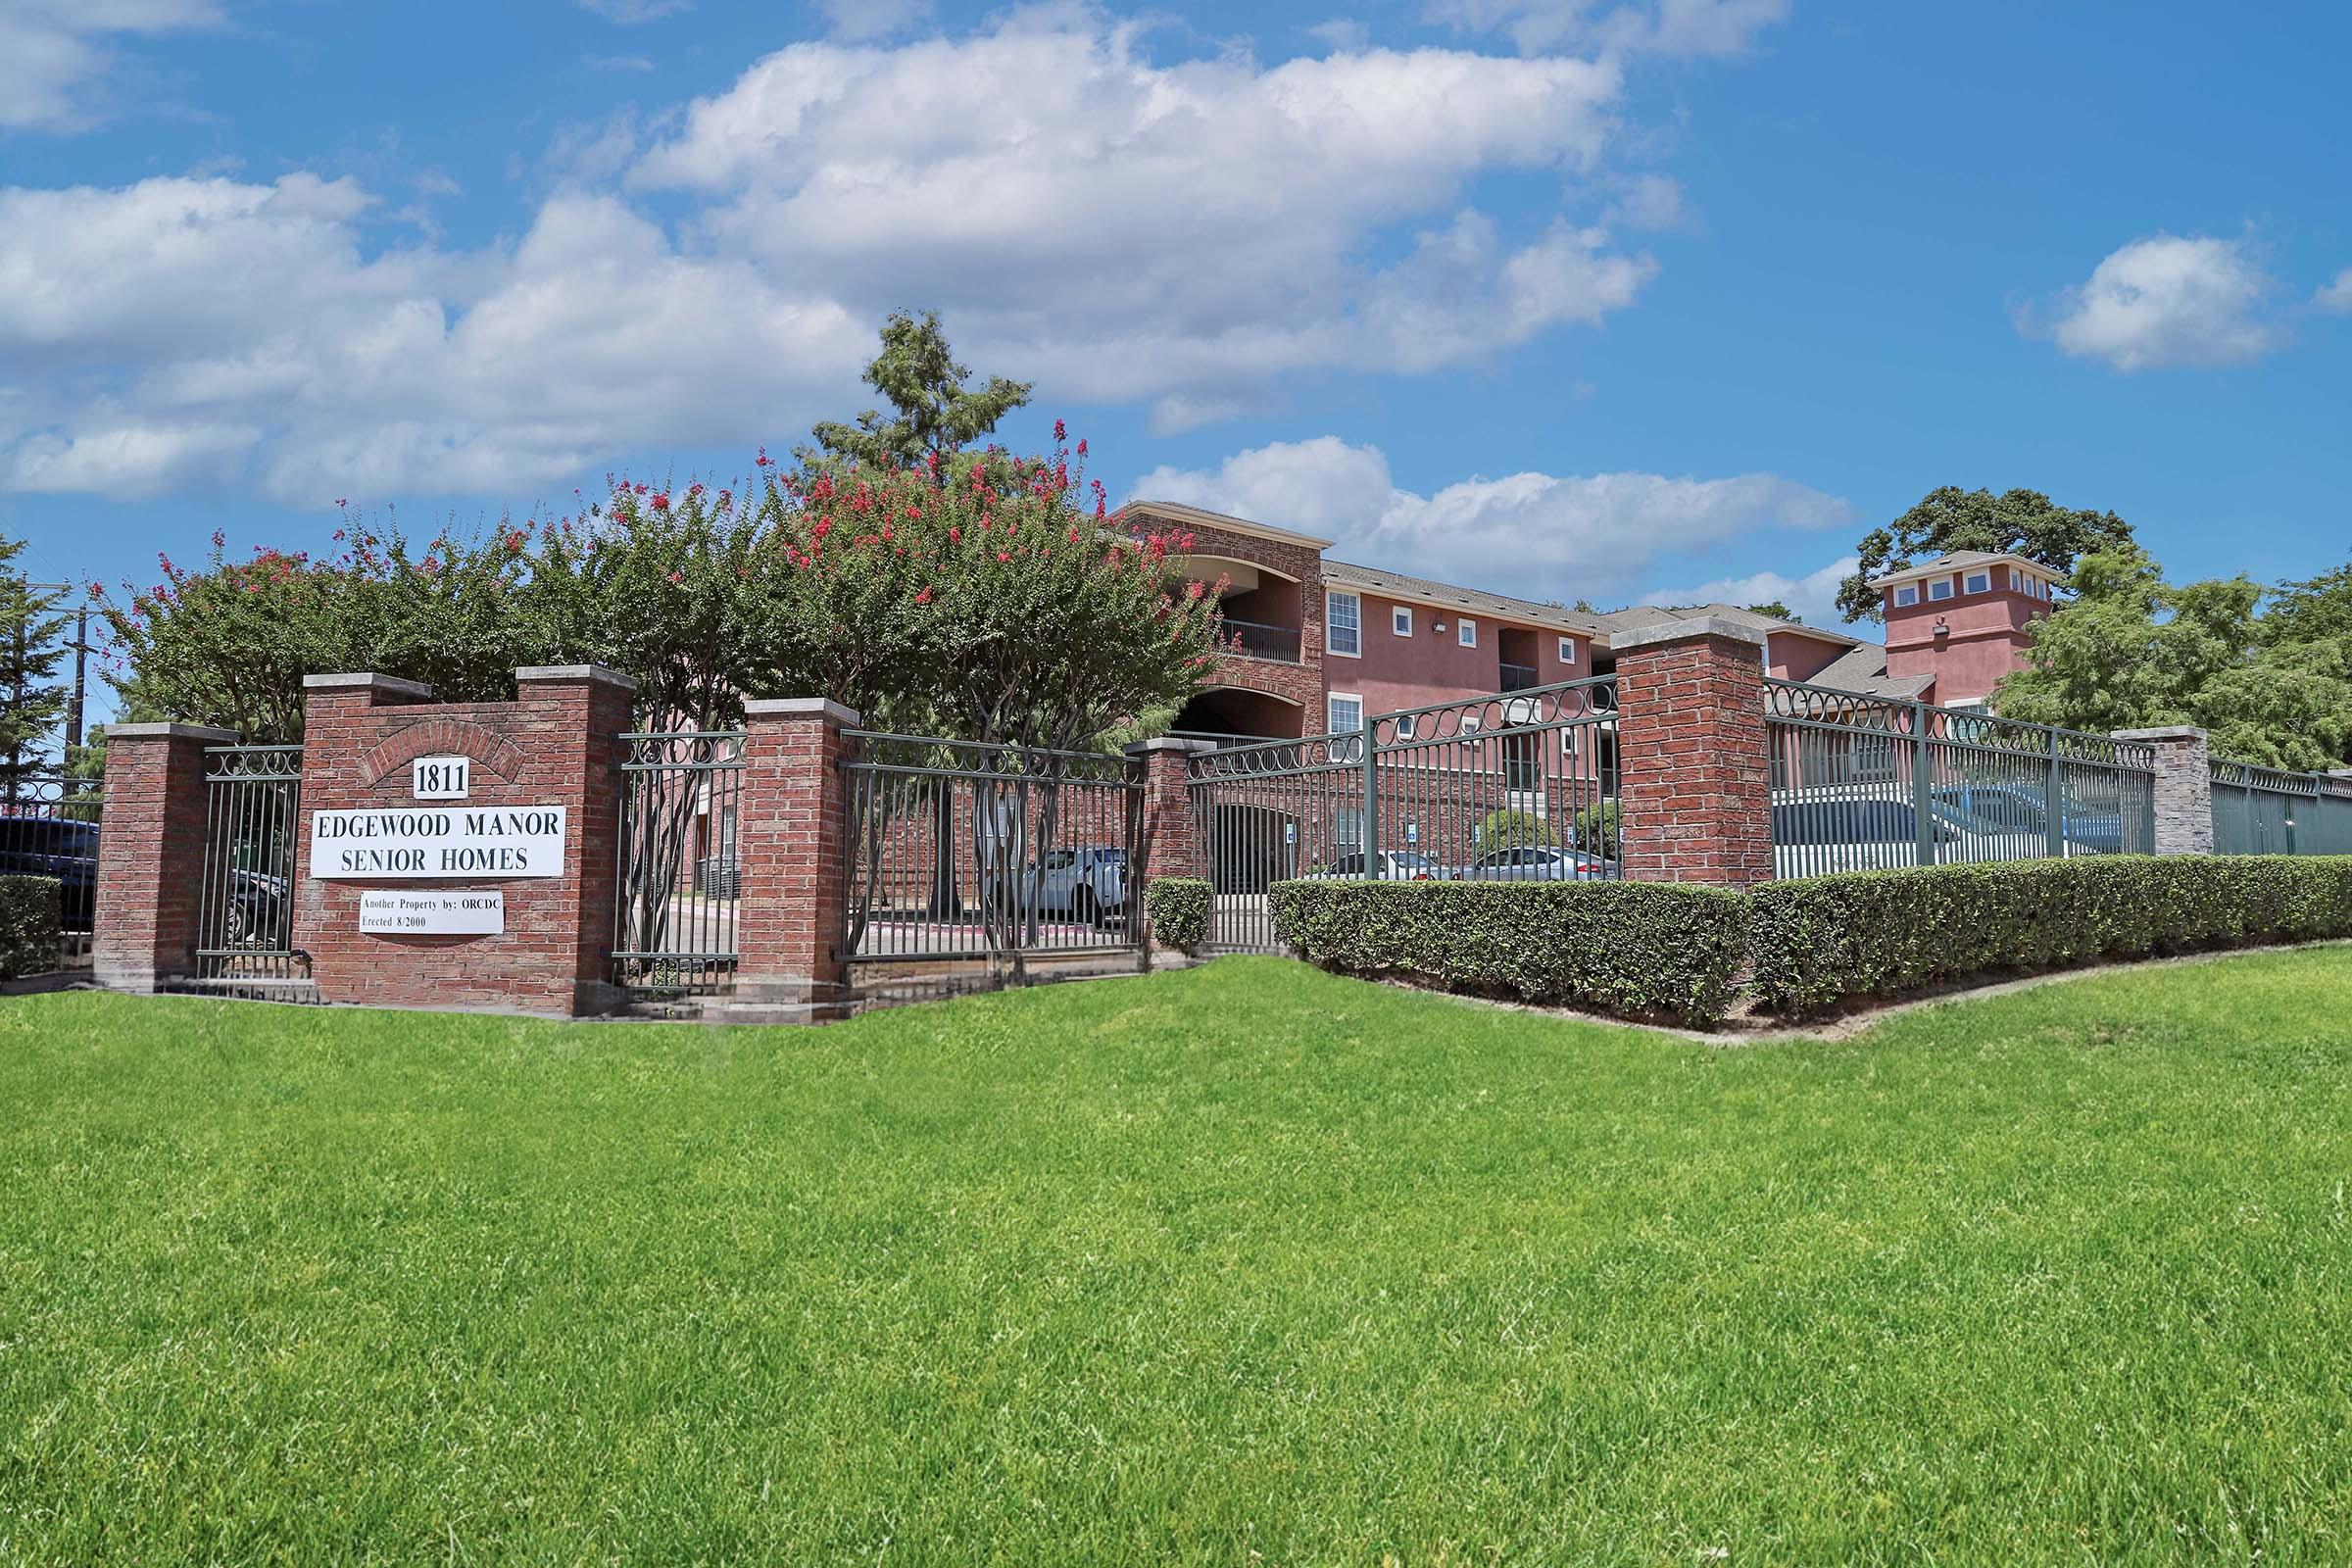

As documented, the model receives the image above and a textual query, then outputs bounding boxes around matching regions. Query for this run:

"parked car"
[1022,846,1129,926]
[1450,845,1609,882]
[1297,851,1444,882]
[222,868,290,948]
[0,815,99,930]
[1931,783,2125,853]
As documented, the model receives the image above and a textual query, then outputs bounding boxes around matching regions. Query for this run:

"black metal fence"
[2210,760,2352,856]
[1186,677,1620,952]
[1765,681,2155,878]
[613,731,745,999]
[839,733,1145,974]
[193,744,306,988]
[0,765,101,970]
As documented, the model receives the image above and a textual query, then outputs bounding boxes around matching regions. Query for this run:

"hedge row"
[1265,879,1748,1027]
[1749,855,2352,1015]
[1152,855,2352,1029]
[0,876,62,981]
[1145,877,1212,954]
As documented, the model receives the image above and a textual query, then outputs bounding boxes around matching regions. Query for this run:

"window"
[2009,567,2025,593]
[1394,712,1416,741]
[1392,605,1413,637]
[1928,576,1954,602]
[1458,616,1478,648]
[1326,591,1361,657]
[1964,570,1990,594]
[1893,584,1919,608]
[1558,636,1578,664]
[1327,693,1363,735]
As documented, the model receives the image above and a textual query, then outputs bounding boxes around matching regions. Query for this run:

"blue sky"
[3,0,2348,679]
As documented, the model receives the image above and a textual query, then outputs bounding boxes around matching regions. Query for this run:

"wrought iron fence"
[1765,681,2154,878]
[2209,759,2352,856]
[1187,676,1620,952]
[613,731,745,998]
[0,765,102,967]
[193,745,306,987]
[839,733,1145,973]
[1220,617,1302,663]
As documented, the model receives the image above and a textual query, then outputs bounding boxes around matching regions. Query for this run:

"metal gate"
[839,732,1145,978]
[193,744,305,988]
[0,766,102,971]
[612,730,746,999]
[1186,677,1620,953]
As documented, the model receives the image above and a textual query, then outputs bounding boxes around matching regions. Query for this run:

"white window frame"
[2008,566,2025,593]
[1325,590,1361,658]
[1327,692,1364,736]
[1391,605,1413,637]
[1893,584,1920,608]
[1927,576,1954,602]
[1395,712,1416,740]
[1558,636,1578,664]
[1457,616,1478,648]
[1964,570,1990,595]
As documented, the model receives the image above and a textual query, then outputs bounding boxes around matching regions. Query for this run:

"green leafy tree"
[1744,600,1797,622]
[1838,486,2135,624]
[1,533,75,789]
[801,311,1033,475]
[1477,808,1556,851]
[2261,559,2352,648]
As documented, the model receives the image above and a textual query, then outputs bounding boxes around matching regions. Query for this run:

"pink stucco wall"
[1323,590,1593,723]
[1767,629,1850,683]
[1885,581,2047,703]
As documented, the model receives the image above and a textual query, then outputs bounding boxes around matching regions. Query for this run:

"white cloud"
[1304,18,1372,52]
[1641,555,1857,626]
[2038,233,2284,372]
[0,0,223,130]
[2317,268,2352,316]
[1130,436,1851,600]
[1428,0,1788,58]
[0,10,1692,503]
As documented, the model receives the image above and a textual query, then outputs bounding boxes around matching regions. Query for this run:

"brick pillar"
[735,698,859,1021]
[514,665,639,1013]
[2113,725,2213,856]
[93,721,237,992]
[1613,617,1775,888]
[1127,736,1213,883]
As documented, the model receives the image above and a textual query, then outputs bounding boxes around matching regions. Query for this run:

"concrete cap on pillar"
[744,696,861,726]
[516,663,637,690]
[1125,736,1221,757]
[102,721,240,743]
[1608,614,1770,653]
[2112,725,2208,742]
[302,671,435,700]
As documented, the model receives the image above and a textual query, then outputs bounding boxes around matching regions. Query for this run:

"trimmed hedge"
[0,876,62,981]
[1750,855,2352,1016]
[1145,877,1212,954]
[1269,879,1748,1027]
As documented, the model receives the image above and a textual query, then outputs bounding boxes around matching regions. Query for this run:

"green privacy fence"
[2210,760,2352,856]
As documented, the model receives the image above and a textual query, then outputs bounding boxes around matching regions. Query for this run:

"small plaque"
[412,755,472,800]
[360,890,506,935]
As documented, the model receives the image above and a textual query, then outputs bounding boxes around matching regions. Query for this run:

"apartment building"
[1118,502,2053,740]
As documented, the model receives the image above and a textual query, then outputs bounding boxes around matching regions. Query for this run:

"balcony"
[1222,616,1302,664]
[1499,662,1539,692]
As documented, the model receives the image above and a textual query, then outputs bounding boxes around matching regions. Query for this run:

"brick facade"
[2115,725,2215,856]
[293,665,635,1015]
[1614,619,1775,889]
[1130,736,1214,887]
[734,698,858,1019]
[92,721,236,991]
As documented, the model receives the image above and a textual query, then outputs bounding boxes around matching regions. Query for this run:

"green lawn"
[5,955,2352,1564]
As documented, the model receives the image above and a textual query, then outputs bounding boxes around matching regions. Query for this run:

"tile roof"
[1798,642,1936,701]
[1320,560,1609,635]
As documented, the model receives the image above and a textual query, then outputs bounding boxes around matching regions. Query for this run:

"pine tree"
[0,533,71,799]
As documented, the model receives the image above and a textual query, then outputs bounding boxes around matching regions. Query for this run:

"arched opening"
[1169,687,1305,748]
[1175,554,1302,664]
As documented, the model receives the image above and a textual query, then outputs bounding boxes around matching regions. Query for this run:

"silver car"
[1450,845,1608,882]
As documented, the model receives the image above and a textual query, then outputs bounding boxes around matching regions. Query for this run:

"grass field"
[5,953,2352,1563]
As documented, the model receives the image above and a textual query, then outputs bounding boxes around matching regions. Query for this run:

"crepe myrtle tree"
[747,425,1228,936]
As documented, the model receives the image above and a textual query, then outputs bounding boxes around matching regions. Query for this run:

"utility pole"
[24,584,87,755]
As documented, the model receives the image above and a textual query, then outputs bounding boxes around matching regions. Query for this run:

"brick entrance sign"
[290,666,635,1014]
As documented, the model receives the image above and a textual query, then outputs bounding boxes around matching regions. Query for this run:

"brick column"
[1127,737,1213,884]
[1613,617,1775,888]
[514,665,638,1014]
[94,721,237,992]
[735,698,859,1021]
[2113,725,2213,856]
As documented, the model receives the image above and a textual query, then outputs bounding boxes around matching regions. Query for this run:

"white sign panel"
[360,890,506,935]
[310,806,567,879]
[411,755,471,800]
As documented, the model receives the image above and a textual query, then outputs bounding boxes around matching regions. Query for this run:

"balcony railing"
[1221,617,1302,664]
[1499,662,1540,691]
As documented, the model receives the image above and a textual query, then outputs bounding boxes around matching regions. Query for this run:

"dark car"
[0,815,99,931]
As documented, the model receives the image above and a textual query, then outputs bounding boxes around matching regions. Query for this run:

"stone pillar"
[294,665,637,1016]
[735,698,859,1021]
[93,721,238,992]
[1612,617,1775,889]
[2113,725,2214,856]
